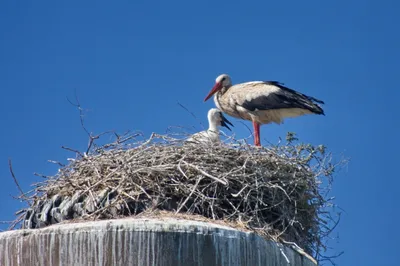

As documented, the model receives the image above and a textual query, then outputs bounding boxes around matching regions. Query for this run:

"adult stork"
[187,108,233,144]
[204,74,325,146]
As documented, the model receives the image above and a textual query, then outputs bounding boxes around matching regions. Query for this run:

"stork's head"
[204,74,232,102]
[208,108,233,131]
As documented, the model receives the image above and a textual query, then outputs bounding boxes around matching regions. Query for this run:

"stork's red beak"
[204,82,222,102]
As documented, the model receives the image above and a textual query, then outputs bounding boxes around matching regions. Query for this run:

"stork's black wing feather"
[240,81,325,115]
[266,81,325,104]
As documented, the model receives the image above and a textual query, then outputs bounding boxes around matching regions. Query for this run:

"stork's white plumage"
[187,108,233,144]
[204,74,325,146]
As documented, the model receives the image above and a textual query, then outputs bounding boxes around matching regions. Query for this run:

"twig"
[61,146,84,156]
[177,102,205,129]
[67,90,113,155]
[176,177,203,213]
[8,159,30,205]
[182,161,227,185]
[47,160,65,167]
[66,89,90,136]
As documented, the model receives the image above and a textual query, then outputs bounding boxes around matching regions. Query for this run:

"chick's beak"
[220,114,234,131]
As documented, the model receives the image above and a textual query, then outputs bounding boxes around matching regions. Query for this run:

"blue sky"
[0,0,399,265]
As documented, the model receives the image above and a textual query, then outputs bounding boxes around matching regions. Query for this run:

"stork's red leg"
[252,121,261,146]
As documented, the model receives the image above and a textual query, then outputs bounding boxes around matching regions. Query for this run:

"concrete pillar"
[0,218,316,266]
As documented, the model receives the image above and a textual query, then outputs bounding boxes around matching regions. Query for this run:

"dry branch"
[8,159,30,205]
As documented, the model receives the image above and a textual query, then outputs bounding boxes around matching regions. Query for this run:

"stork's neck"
[219,85,230,95]
[208,122,218,132]
[213,87,229,112]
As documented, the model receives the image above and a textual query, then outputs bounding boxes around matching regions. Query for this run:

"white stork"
[204,74,325,146]
[186,108,233,143]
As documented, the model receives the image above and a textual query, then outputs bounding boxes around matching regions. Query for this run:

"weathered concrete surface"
[0,218,317,266]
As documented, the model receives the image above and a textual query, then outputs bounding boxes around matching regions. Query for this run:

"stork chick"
[187,108,233,143]
[204,74,325,146]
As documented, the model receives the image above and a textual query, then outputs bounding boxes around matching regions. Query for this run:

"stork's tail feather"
[309,97,324,105]
[312,104,325,115]
[303,95,325,115]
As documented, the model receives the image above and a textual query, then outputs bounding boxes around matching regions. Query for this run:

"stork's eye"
[221,77,225,81]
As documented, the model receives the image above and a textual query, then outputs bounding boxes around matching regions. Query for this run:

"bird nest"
[11,131,341,260]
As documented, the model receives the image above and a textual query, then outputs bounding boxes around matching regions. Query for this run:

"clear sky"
[0,1,399,265]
